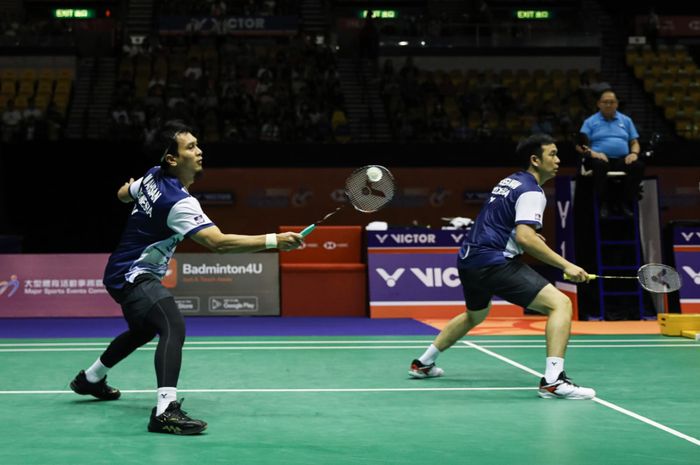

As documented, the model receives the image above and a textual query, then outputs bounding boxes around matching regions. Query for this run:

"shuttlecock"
[366,166,383,182]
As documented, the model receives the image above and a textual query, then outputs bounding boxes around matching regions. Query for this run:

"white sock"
[85,358,109,383]
[418,344,441,365]
[156,387,177,416]
[544,357,565,384]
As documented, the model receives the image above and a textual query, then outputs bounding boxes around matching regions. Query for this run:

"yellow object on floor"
[658,313,700,336]
[681,330,700,340]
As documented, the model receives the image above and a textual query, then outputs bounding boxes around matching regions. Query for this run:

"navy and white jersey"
[103,166,214,289]
[458,171,545,269]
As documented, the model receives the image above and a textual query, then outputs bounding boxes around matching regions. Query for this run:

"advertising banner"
[0,253,280,317]
[673,225,700,313]
[158,16,298,36]
[367,229,522,318]
[0,254,120,317]
[165,253,280,316]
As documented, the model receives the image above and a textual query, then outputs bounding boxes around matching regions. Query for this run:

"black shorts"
[106,274,173,331]
[458,260,550,310]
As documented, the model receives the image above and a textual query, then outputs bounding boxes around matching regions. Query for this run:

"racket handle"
[300,224,315,237]
[564,273,598,281]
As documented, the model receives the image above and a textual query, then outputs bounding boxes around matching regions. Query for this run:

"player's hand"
[277,232,304,251]
[563,265,589,283]
[124,178,134,188]
[624,153,638,164]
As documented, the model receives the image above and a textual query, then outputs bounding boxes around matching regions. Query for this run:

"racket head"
[637,264,682,293]
[344,165,395,213]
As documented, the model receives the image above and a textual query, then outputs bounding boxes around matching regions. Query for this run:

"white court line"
[462,340,700,447]
[0,386,537,395]
[0,338,692,347]
[1,343,698,353]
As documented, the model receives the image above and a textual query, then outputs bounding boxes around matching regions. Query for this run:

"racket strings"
[637,264,682,293]
[345,166,395,213]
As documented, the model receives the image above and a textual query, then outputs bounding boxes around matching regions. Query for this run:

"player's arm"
[515,224,588,282]
[117,178,137,203]
[190,226,304,253]
[625,138,641,164]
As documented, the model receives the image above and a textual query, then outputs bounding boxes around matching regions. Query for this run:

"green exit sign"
[514,10,553,20]
[359,10,398,19]
[53,8,96,19]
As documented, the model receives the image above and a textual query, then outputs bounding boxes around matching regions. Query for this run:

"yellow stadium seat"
[0,68,18,80]
[54,79,72,96]
[0,79,16,96]
[18,68,37,81]
[17,80,35,97]
[55,68,75,80]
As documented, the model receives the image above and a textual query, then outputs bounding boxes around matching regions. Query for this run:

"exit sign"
[359,10,398,19]
[53,8,96,19]
[514,10,553,20]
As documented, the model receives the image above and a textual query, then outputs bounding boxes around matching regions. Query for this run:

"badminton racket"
[565,263,682,294]
[300,165,395,237]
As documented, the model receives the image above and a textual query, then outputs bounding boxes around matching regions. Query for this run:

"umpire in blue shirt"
[577,89,644,218]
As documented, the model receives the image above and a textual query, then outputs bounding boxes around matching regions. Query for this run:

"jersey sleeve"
[128,177,143,200]
[514,190,546,229]
[626,116,640,141]
[167,197,215,237]
[579,117,592,138]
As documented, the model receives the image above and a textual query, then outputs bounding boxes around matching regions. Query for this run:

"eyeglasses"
[599,100,618,105]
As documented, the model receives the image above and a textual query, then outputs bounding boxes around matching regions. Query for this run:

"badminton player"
[69,120,304,434]
[409,134,596,400]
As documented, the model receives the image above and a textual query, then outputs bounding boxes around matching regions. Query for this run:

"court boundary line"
[461,340,700,447]
[0,343,698,353]
[0,387,538,395]
[0,337,695,347]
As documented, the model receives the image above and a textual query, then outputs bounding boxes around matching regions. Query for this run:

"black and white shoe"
[408,359,445,379]
[70,370,121,401]
[538,371,596,400]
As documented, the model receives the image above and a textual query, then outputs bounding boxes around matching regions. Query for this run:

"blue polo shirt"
[458,171,546,269]
[580,111,639,159]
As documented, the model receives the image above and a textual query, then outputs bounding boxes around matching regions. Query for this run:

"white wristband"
[265,233,277,249]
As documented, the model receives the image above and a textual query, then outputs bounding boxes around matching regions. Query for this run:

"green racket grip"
[564,273,598,281]
[300,224,315,237]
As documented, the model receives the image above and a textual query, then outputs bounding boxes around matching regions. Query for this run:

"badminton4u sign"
[0,253,281,317]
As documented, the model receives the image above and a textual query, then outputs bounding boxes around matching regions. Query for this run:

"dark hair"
[516,134,556,169]
[157,120,195,169]
[597,88,615,100]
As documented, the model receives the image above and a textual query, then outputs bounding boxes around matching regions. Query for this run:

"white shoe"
[538,372,596,399]
[408,359,445,379]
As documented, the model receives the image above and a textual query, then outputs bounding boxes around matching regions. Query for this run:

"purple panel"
[367,229,468,248]
[368,253,463,302]
[0,317,439,338]
[0,254,121,317]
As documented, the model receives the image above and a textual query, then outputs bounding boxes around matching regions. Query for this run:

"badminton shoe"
[148,400,207,435]
[408,359,445,379]
[70,370,121,401]
[538,371,596,399]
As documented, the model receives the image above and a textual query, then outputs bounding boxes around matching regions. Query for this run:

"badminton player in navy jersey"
[69,121,304,434]
[409,134,596,400]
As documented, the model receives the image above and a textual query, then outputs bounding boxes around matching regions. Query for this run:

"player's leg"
[527,284,596,399]
[527,284,572,358]
[70,283,157,401]
[409,266,492,378]
[622,158,645,215]
[590,157,610,216]
[144,296,206,435]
